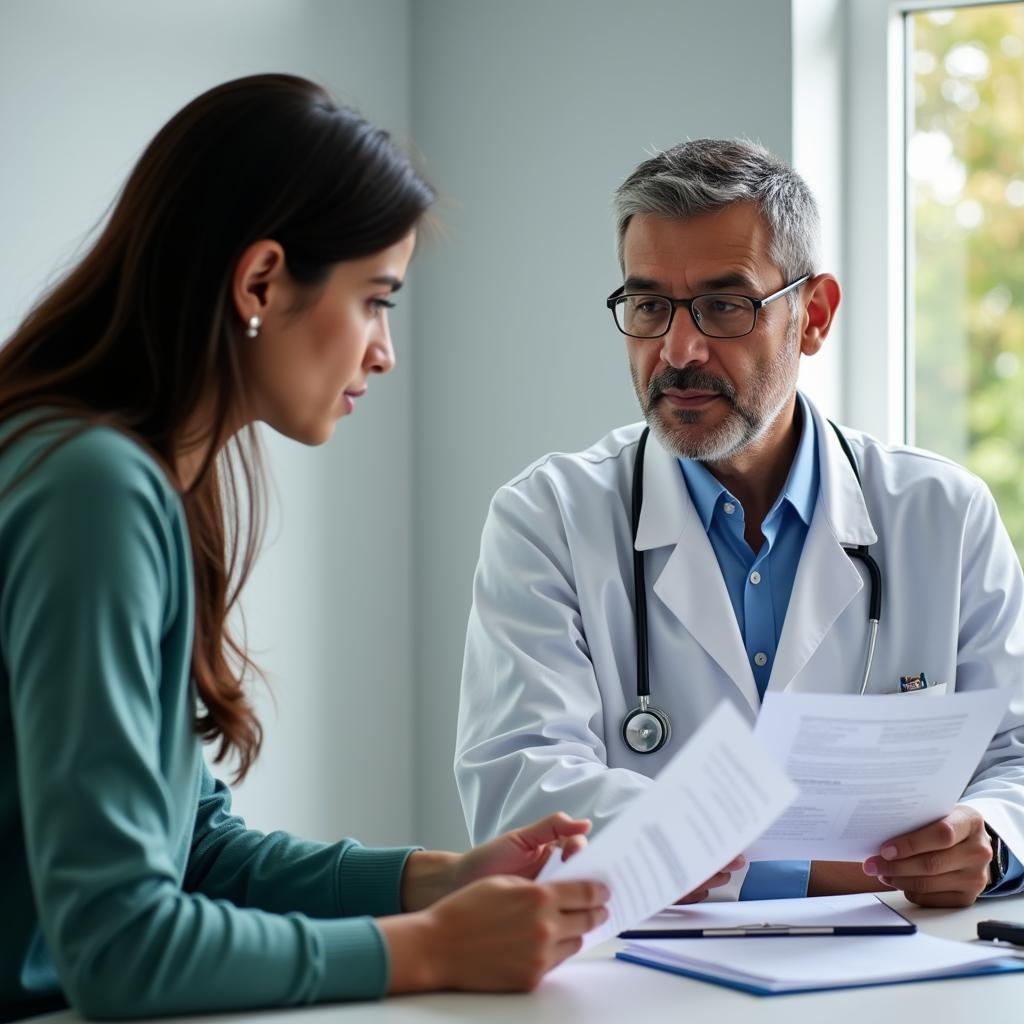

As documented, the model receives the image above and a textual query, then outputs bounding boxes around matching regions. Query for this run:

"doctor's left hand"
[862,804,992,907]
[400,812,592,912]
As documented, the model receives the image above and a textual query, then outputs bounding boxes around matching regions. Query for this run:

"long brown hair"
[0,74,435,780]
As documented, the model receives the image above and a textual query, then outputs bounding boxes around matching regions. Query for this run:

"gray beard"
[652,404,760,461]
[634,320,800,462]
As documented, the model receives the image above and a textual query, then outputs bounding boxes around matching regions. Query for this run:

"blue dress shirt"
[678,394,1023,899]
[678,396,816,900]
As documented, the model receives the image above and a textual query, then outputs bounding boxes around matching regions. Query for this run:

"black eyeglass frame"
[605,274,812,340]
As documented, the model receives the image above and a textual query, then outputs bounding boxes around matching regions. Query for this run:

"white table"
[33,893,1024,1023]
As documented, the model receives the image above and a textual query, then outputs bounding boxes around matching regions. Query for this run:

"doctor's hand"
[381,875,610,993]
[399,812,593,912]
[675,855,747,904]
[863,804,992,907]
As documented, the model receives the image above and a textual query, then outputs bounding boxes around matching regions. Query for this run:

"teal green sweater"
[0,420,417,1020]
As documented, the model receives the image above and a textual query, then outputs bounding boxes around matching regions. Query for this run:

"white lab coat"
[455,394,1024,890]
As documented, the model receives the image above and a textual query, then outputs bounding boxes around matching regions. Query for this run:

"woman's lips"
[340,388,367,414]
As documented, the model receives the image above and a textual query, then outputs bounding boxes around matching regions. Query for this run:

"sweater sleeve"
[186,767,418,919]
[0,429,399,1018]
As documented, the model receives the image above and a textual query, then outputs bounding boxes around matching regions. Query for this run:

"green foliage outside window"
[911,4,1024,559]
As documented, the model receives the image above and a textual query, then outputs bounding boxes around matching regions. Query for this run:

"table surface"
[32,892,1024,1024]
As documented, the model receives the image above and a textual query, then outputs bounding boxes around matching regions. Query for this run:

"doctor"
[456,138,1024,906]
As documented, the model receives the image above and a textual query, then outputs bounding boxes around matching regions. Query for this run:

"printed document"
[538,700,797,949]
[746,689,1011,861]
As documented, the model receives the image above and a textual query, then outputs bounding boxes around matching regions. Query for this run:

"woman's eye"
[370,298,396,313]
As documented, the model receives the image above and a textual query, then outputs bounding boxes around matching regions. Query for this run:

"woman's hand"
[386,812,606,992]
[454,812,592,887]
[400,812,593,912]
[380,875,610,993]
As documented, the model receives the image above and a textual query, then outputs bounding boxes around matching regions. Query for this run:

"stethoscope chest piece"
[622,697,671,754]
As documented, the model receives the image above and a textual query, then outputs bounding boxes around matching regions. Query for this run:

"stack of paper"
[617,932,1024,995]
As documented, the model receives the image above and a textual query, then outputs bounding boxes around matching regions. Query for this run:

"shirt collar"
[679,452,727,532]
[780,392,818,527]
[677,391,819,534]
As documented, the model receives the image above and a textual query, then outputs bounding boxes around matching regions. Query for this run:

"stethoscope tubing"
[631,427,652,698]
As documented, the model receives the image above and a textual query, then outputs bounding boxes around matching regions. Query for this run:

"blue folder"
[616,949,1024,996]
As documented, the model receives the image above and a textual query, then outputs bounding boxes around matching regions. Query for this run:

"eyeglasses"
[606,275,810,340]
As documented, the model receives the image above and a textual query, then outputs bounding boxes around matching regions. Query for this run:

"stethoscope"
[622,420,883,754]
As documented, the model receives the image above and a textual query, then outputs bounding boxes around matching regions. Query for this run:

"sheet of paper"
[538,700,797,950]
[619,931,1024,992]
[624,892,907,933]
[746,688,1011,861]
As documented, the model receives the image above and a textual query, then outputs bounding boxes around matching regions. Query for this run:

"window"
[907,3,1024,557]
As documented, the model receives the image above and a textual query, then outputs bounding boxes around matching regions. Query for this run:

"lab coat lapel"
[767,401,878,693]
[635,430,761,716]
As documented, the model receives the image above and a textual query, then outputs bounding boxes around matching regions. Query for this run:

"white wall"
[0,0,418,846]
[792,0,845,420]
[409,0,797,849]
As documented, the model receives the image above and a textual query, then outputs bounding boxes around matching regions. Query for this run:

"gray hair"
[614,139,820,282]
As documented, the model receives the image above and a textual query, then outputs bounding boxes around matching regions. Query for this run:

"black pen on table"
[975,920,1024,953]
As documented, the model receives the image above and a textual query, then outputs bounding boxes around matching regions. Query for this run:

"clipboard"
[618,893,916,939]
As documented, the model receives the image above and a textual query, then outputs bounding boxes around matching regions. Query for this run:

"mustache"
[647,368,737,407]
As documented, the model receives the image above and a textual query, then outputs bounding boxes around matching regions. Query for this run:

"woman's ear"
[799,273,842,357]
[232,240,287,326]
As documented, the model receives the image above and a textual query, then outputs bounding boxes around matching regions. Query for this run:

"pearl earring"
[245,315,262,338]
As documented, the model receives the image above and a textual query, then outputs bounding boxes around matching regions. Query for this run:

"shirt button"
[750,570,762,585]
[753,652,768,667]
[722,501,736,515]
